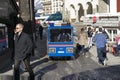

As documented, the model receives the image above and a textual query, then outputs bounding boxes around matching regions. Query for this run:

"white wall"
[64,0,98,22]
[110,0,117,13]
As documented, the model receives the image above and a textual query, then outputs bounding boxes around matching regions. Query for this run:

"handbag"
[76,43,81,50]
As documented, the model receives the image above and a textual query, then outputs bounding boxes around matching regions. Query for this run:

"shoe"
[98,60,104,65]
[85,55,88,57]
[101,62,104,65]
[106,57,108,61]
[103,59,107,66]
[82,53,85,56]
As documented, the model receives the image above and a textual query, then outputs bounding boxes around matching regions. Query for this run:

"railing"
[83,16,120,27]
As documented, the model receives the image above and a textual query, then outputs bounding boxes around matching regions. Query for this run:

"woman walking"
[78,28,88,55]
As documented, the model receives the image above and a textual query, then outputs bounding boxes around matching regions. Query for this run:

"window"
[113,30,117,41]
[108,29,117,42]
[49,29,72,42]
[0,25,8,53]
[56,3,58,7]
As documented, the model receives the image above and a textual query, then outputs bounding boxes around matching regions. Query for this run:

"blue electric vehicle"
[47,23,74,57]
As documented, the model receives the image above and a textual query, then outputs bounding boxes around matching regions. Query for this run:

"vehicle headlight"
[49,48,56,53]
[66,48,73,53]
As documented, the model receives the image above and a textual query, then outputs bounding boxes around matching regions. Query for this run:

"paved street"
[0,26,120,80]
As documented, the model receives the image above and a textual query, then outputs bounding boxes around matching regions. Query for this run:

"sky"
[34,0,43,10]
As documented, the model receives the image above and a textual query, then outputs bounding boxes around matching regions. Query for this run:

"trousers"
[14,57,34,80]
[97,47,106,63]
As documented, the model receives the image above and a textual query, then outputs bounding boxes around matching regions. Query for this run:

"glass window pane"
[50,29,72,42]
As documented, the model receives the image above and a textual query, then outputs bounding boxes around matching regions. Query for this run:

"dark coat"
[14,32,33,60]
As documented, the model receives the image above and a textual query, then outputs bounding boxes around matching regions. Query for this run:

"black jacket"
[14,32,33,60]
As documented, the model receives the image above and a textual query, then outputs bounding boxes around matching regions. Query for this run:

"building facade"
[42,0,51,14]
[42,0,63,15]
[41,0,120,42]
[63,0,120,43]
[63,0,120,21]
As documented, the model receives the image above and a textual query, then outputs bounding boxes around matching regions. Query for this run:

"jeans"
[97,47,106,63]
[14,57,34,80]
[80,45,85,54]
[115,45,120,55]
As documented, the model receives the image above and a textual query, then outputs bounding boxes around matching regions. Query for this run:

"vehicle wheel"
[49,57,55,60]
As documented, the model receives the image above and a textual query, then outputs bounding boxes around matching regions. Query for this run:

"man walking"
[14,23,34,80]
[35,23,43,40]
[87,27,93,48]
[94,27,107,65]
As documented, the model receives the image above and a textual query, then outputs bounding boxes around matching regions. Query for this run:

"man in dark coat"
[35,23,43,40]
[14,23,34,80]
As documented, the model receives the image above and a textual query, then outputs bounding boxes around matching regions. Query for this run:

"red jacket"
[115,36,119,44]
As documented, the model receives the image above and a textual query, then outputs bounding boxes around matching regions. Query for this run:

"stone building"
[63,0,120,43]
[63,0,98,22]
[40,0,120,43]
[42,0,63,15]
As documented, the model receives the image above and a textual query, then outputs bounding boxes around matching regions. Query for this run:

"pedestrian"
[78,28,88,56]
[14,23,34,80]
[35,23,43,40]
[39,24,43,40]
[102,28,109,40]
[114,33,120,56]
[58,31,71,42]
[87,27,93,48]
[93,27,108,65]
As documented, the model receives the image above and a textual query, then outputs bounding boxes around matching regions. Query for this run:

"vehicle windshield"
[49,29,72,42]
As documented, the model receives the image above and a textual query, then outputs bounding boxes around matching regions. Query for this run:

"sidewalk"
[89,46,120,66]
